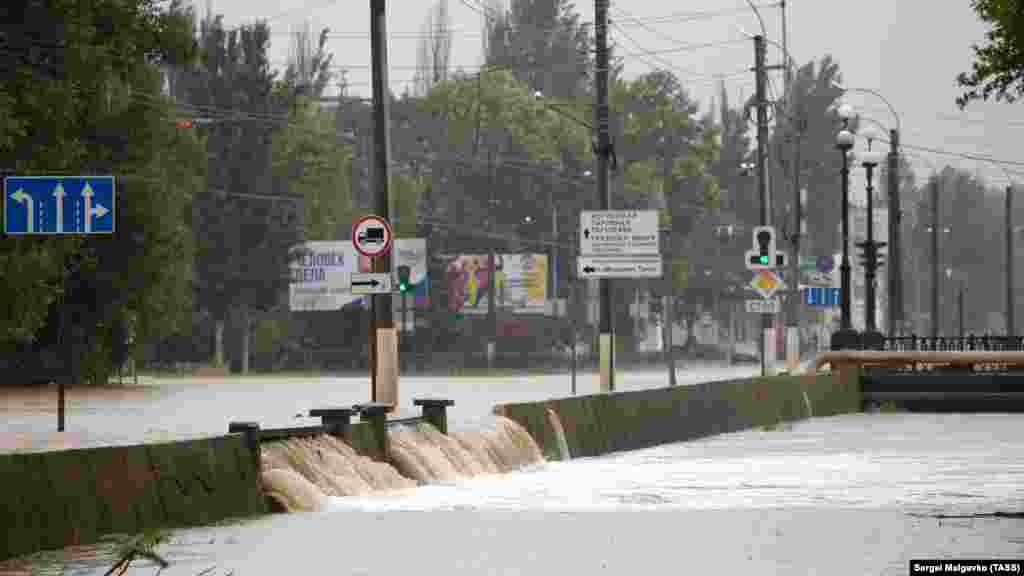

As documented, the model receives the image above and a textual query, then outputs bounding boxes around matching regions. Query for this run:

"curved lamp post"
[833,82,905,335]
[831,104,858,350]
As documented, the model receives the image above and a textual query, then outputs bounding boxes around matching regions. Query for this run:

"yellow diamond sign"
[749,270,786,299]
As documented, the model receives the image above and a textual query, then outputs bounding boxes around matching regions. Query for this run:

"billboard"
[445,253,548,314]
[289,239,428,312]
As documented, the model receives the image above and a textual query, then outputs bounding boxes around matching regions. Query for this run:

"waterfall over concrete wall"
[260,416,545,512]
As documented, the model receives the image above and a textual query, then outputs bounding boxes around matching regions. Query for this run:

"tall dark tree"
[175,14,303,372]
[483,0,592,100]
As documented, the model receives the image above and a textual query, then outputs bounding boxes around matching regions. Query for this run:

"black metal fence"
[881,335,1024,352]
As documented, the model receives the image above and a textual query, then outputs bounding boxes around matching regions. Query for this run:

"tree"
[483,0,592,100]
[414,0,453,97]
[177,14,304,372]
[957,0,1024,108]
[0,0,200,384]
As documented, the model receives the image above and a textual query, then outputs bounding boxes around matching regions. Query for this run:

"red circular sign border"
[351,214,393,258]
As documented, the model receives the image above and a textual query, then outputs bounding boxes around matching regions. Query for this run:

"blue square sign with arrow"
[4,176,115,235]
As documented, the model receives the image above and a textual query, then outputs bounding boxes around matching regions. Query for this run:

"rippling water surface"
[3,411,1023,575]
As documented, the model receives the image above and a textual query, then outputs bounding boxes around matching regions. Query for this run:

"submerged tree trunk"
[240,305,251,374]
[214,319,225,367]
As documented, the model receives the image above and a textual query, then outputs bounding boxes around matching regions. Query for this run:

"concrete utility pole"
[1007,185,1015,337]
[595,0,616,391]
[781,0,802,372]
[887,129,902,335]
[487,151,496,369]
[754,34,772,376]
[931,177,940,338]
[370,0,398,405]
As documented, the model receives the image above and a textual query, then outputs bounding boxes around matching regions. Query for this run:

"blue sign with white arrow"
[4,176,115,235]
[803,286,840,307]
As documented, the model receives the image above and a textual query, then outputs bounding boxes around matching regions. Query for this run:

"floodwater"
[2,368,1023,574]
[0,363,759,452]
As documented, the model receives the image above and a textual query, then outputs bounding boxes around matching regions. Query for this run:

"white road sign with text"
[579,210,659,256]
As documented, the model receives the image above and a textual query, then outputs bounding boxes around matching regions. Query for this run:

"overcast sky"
[197,0,1021,195]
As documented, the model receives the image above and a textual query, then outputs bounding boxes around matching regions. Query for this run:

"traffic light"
[396,265,411,293]
[745,226,777,270]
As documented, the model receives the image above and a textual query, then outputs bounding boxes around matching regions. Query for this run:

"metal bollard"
[413,398,455,435]
[228,421,262,476]
[309,407,354,440]
[354,402,391,461]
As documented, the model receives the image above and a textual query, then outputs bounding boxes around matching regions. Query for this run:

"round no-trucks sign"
[351,214,393,258]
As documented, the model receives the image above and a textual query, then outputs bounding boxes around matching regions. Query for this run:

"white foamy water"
[322,413,1024,516]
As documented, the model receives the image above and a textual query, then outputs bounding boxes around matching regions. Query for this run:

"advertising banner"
[289,239,428,312]
[445,253,548,314]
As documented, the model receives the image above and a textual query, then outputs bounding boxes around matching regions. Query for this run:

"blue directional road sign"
[803,286,840,307]
[4,176,115,235]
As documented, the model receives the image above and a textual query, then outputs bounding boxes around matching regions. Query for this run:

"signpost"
[351,214,393,258]
[4,176,115,235]
[577,255,662,279]
[579,210,659,256]
[803,286,841,307]
[578,209,661,393]
[749,270,787,300]
[4,175,118,434]
[745,299,780,314]
[350,272,393,295]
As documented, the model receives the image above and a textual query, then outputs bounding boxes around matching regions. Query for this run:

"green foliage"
[957,0,1024,108]
[0,0,201,383]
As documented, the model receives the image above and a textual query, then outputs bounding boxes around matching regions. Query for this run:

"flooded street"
[2,403,1023,575]
[0,365,758,452]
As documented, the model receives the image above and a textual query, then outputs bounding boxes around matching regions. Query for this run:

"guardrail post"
[309,407,355,440]
[354,402,390,460]
[228,421,262,475]
[413,398,455,434]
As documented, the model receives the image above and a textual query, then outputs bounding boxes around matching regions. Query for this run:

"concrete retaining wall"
[494,370,862,460]
[0,434,266,562]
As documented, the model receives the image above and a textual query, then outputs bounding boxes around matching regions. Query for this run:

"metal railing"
[882,335,1024,352]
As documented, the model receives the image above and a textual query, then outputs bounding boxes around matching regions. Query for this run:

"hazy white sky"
[198,0,1022,193]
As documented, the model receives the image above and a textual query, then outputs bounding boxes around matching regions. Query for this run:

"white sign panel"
[579,210,659,256]
[290,238,427,311]
[578,255,662,278]
[289,242,361,312]
[745,299,780,314]
[350,272,392,294]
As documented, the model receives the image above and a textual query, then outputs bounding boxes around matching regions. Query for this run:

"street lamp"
[831,106,858,350]
[857,125,885,343]
[832,81,905,336]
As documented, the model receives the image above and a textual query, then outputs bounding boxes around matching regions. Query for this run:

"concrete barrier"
[494,371,861,460]
[0,434,266,562]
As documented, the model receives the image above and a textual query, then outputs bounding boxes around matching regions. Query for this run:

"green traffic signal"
[396,265,411,293]
[759,255,769,265]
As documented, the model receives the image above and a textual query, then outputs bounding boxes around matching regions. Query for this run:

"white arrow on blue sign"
[4,176,115,235]
[803,286,840,307]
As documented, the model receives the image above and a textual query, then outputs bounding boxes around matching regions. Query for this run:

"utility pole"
[754,34,772,376]
[781,0,801,373]
[370,0,397,406]
[1007,185,1015,337]
[931,177,939,338]
[487,150,496,369]
[958,282,965,338]
[595,0,615,392]
[887,129,902,335]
